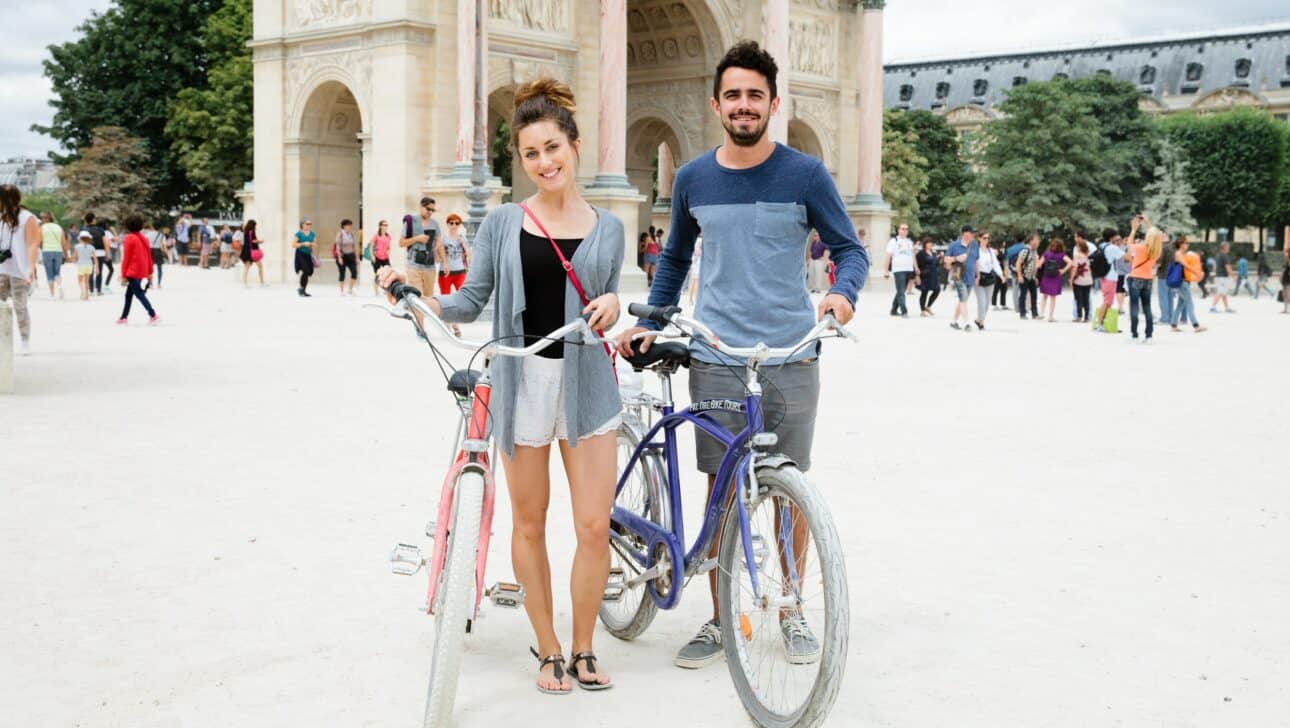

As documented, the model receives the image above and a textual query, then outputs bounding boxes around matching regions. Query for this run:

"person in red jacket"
[116,214,159,325]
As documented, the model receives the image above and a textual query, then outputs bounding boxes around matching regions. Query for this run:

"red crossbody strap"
[518,203,618,379]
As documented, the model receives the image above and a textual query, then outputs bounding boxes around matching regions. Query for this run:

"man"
[945,225,974,331]
[175,213,191,266]
[400,196,442,319]
[1094,232,1126,331]
[1155,233,1175,325]
[1112,231,1131,313]
[615,41,867,670]
[883,223,916,316]
[82,212,107,295]
[1235,255,1253,297]
[198,217,215,269]
[1014,233,1040,320]
[1210,241,1234,313]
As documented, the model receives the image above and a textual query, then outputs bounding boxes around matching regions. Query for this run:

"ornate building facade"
[244,0,890,281]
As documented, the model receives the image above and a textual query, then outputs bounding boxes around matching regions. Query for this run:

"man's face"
[1112,235,1123,247]
[898,224,909,237]
[962,231,974,245]
[711,67,778,148]
[421,202,436,217]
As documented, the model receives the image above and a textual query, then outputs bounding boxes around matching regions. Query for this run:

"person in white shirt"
[0,185,42,355]
[883,222,917,317]
[1094,233,1126,331]
[972,233,1006,330]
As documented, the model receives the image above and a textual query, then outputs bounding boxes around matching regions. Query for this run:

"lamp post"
[464,0,489,238]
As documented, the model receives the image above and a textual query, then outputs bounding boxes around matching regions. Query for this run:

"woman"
[1126,214,1162,341]
[0,184,41,355]
[378,78,621,694]
[101,225,117,294]
[687,236,703,305]
[807,231,828,293]
[335,219,358,296]
[438,213,471,294]
[144,219,165,290]
[1070,239,1093,323]
[972,235,1005,330]
[369,219,392,295]
[915,237,939,315]
[115,214,159,325]
[293,219,316,297]
[643,227,661,284]
[635,232,648,272]
[38,211,68,298]
[241,220,265,287]
[1170,236,1206,333]
[1037,239,1072,322]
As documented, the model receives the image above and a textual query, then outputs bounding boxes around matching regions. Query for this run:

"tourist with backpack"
[1014,233,1041,319]
[1037,239,1071,323]
[1093,232,1125,333]
[1168,236,1206,333]
[1070,239,1093,322]
[400,197,442,318]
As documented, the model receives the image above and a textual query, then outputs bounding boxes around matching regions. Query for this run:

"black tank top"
[519,228,582,360]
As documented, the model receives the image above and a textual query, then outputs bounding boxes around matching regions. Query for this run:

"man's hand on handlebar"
[818,293,855,326]
[615,326,655,357]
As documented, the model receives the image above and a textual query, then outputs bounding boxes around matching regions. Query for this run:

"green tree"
[898,110,973,242]
[1062,76,1157,222]
[166,0,252,211]
[20,190,73,228]
[952,81,1117,237]
[491,121,513,187]
[58,126,156,223]
[1160,108,1284,233]
[34,0,222,211]
[1141,137,1198,236]
[881,110,929,235]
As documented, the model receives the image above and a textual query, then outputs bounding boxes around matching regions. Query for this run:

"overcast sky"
[5,0,1288,159]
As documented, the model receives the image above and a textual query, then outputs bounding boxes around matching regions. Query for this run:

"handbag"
[518,203,617,379]
[251,245,264,262]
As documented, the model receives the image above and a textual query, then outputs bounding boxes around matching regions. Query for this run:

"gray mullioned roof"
[883,24,1290,111]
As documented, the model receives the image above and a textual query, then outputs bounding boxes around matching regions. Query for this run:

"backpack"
[1166,261,1184,289]
[1042,256,1061,278]
[1089,244,1110,279]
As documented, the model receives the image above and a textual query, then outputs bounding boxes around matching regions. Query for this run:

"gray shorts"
[953,280,970,302]
[689,358,820,474]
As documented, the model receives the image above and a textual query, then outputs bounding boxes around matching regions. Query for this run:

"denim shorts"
[688,358,820,474]
[953,280,970,302]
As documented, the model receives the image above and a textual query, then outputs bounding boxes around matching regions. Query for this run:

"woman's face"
[517,120,579,194]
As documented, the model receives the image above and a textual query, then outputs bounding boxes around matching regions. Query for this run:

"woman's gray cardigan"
[436,203,624,456]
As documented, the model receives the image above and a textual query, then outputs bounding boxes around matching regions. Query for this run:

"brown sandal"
[529,647,571,695]
[568,651,613,691]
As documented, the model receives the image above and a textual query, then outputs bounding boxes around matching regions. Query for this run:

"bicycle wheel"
[598,421,666,640]
[716,465,849,728]
[422,469,484,728]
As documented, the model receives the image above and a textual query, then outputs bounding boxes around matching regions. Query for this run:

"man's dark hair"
[1101,228,1118,242]
[419,197,435,208]
[960,224,974,234]
[713,41,779,100]
[84,212,96,224]
[341,218,353,227]
[123,214,143,233]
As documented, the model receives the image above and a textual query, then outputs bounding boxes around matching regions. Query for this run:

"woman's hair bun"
[514,77,576,115]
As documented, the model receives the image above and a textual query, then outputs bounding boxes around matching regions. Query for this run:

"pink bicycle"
[372,281,602,727]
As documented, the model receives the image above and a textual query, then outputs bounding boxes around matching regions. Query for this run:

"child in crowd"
[74,231,95,300]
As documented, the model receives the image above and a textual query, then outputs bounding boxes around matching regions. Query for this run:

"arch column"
[763,0,790,143]
[452,0,477,177]
[848,0,891,273]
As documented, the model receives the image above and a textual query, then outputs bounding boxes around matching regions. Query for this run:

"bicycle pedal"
[602,567,627,602]
[389,543,424,576]
[486,581,525,608]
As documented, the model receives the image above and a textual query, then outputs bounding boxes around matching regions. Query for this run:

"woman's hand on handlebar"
[377,267,406,303]
[583,293,619,331]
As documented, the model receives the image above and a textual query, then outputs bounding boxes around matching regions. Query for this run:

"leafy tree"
[1061,76,1157,222]
[1141,137,1198,236]
[881,110,929,235]
[897,110,973,242]
[952,81,1117,237]
[491,121,513,187]
[58,126,156,223]
[20,190,73,228]
[166,0,252,211]
[34,0,222,211]
[1160,108,1284,233]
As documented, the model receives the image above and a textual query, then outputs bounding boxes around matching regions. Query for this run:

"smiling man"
[616,40,868,670]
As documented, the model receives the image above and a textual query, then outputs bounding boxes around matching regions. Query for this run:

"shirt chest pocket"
[753,202,807,241]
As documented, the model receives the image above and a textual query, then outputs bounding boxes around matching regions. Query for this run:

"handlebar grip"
[387,282,422,300]
[628,303,681,326]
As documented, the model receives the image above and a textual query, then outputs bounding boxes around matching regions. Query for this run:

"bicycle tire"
[599,421,666,641]
[716,465,849,728]
[422,469,485,728]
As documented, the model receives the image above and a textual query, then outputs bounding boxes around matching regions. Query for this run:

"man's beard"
[723,114,768,147]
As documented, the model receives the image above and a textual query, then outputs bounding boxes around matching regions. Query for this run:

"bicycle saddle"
[624,341,691,370]
[447,368,483,396]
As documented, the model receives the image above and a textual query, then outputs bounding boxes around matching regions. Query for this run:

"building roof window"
[1185,62,1204,82]
[899,84,914,102]
[1235,58,1252,79]
[1140,65,1156,85]
[973,79,989,96]
[1012,76,1027,87]
[1053,72,1069,81]
[935,81,950,99]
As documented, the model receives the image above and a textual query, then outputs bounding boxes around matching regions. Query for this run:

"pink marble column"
[763,0,790,143]
[855,0,885,202]
[454,0,476,168]
[657,142,676,199]
[594,0,630,186]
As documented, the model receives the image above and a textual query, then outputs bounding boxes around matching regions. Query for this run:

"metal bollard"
[0,300,12,393]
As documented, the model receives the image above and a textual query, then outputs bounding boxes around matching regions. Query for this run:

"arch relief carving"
[287,53,373,136]
[292,0,370,29]
[627,80,706,161]
[789,18,837,77]
[943,105,993,124]
[1193,86,1267,111]
[490,0,567,32]
[791,97,837,167]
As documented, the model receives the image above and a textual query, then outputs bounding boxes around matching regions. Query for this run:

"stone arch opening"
[626,116,684,232]
[788,119,824,162]
[293,81,365,266]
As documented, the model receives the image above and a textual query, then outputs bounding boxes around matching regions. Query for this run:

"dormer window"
[1053,72,1069,81]
[1186,62,1204,82]
[1012,76,1027,87]
[935,81,950,99]
[899,84,914,102]
[1140,65,1156,85]
[1234,58,1251,79]
[973,79,989,96]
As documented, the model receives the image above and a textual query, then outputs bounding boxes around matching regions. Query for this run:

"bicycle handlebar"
[627,302,856,359]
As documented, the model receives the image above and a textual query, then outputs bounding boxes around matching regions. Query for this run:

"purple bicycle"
[600,303,854,728]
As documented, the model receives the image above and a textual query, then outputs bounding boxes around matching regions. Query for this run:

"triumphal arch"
[244,0,889,279]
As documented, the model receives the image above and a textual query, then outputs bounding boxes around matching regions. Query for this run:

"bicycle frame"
[611,364,776,610]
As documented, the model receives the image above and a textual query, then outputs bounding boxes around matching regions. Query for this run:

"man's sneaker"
[949,322,960,330]
[780,614,822,665]
[674,620,723,669]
